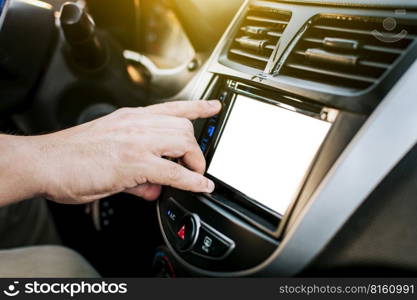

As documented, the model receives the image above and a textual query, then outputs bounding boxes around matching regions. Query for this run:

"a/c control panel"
[162,197,235,261]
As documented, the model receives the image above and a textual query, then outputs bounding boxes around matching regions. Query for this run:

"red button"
[177,225,186,240]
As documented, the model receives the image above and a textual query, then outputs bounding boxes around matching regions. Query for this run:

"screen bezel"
[199,82,337,234]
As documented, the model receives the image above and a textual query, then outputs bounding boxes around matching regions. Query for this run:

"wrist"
[0,134,48,203]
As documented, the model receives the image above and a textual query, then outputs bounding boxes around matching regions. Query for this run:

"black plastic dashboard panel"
[159,188,279,272]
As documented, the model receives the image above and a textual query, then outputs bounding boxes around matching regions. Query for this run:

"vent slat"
[359,60,390,69]
[286,63,377,83]
[303,37,404,55]
[267,31,283,38]
[281,15,416,91]
[295,50,390,69]
[230,49,270,62]
[362,45,404,55]
[246,15,289,25]
[313,25,375,37]
[313,25,416,40]
[227,6,292,70]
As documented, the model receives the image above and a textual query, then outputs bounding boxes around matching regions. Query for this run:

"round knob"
[60,3,94,44]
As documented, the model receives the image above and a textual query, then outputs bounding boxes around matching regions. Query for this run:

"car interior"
[1,0,417,277]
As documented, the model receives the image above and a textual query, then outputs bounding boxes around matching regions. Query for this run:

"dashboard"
[157,0,417,276]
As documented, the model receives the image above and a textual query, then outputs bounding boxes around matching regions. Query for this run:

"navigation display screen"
[207,95,331,215]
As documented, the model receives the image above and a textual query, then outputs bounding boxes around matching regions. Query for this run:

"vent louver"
[281,15,417,91]
[228,3,291,71]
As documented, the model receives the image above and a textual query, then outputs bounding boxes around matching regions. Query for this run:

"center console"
[158,0,417,276]
[158,77,362,275]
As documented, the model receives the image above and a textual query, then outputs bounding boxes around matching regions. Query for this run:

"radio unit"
[158,79,339,270]
[199,81,337,221]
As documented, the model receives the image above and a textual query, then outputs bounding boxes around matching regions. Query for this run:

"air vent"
[228,2,291,71]
[281,15,417,91]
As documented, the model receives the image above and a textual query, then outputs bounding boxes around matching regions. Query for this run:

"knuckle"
[116,107,135,120]
[135,107,145,114]
[198,177,208,189]
[200,100,210,110]
[188,138,197,149]
[197,159,206,174]
[167,164,182,182]
[181,118,194,132]
[196,100,211,114]
[116,107,130,115]
[185,141,195,153]
[181,134,196,150]
[134,176,147,185]
[120,148,136,162]
[119,142,141,162]
[166,101,179,111]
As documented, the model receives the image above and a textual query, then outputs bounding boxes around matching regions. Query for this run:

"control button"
[167,209,177,222]
[175,214,200,252]
[164,198,186,236]
[208,118,217,124]
[193,225,233,259]
[207,125,216,137]
[199,137,210,153]
[200,142,207,152]
[177,225,186,240]
[219,91,228,102]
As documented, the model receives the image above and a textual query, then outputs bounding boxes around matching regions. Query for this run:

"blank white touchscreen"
[207,95,331,215]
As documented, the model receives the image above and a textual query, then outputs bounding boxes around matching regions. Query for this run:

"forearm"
[0,101,220,206]
[0,134,45,207]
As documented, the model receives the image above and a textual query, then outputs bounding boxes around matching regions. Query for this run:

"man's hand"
[0,100,221,205]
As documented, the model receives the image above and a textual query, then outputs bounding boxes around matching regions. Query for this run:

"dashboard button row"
[164,197,234,260]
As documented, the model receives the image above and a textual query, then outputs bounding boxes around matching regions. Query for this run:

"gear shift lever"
[60,2,106,69]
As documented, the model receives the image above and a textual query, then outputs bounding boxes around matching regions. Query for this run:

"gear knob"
[60,2,106,69]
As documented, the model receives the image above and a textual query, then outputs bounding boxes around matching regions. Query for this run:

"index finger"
[143,100,222,120]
